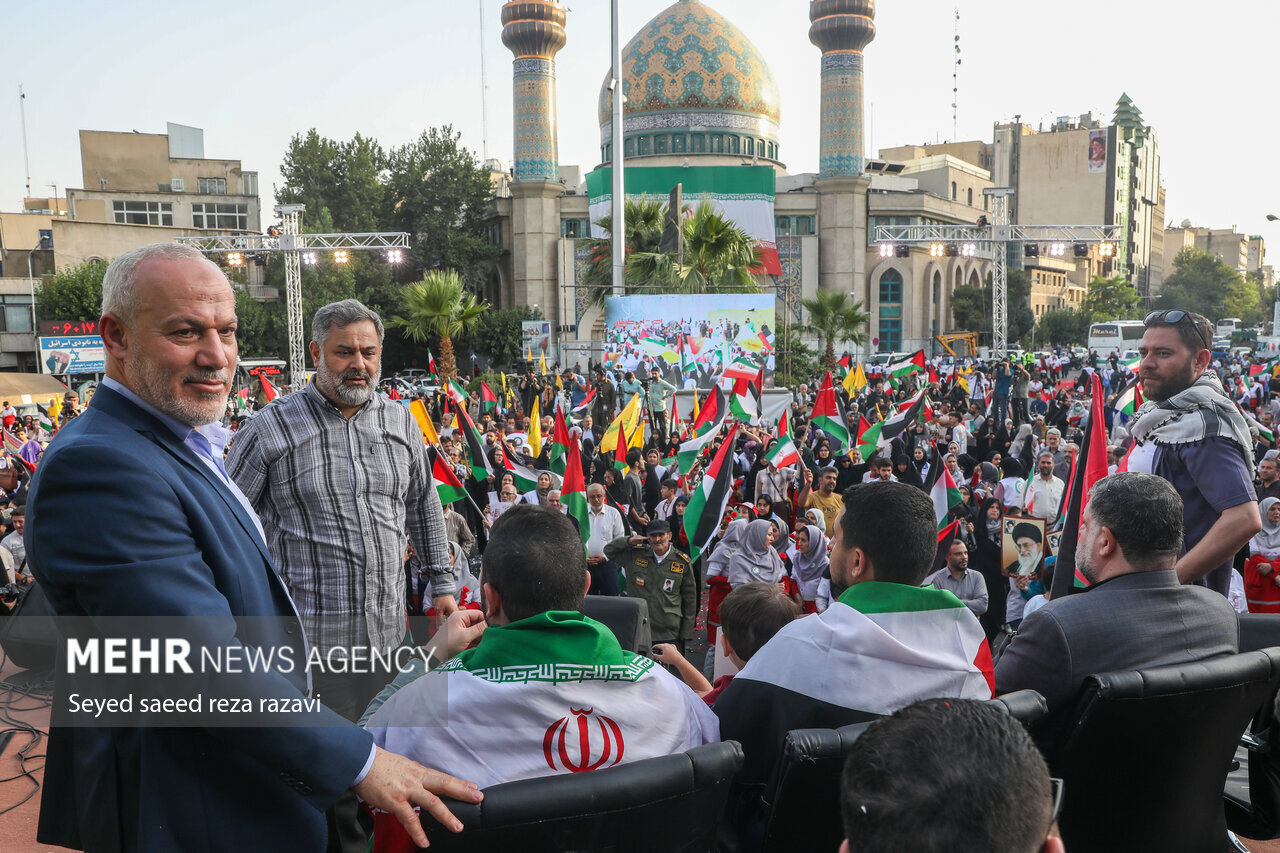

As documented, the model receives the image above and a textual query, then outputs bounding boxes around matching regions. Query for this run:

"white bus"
[1216,317,1242,337]
[1087,321,1145,356]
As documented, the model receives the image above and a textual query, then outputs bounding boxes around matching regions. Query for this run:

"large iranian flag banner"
[585,165,782,276]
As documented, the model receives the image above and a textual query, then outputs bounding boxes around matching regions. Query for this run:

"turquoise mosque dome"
[598,0,782,165]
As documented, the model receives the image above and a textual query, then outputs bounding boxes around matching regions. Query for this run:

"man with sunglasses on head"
[1126,309,1260,597]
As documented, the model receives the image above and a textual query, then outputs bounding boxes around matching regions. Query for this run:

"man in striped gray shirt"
[227,300,457,722]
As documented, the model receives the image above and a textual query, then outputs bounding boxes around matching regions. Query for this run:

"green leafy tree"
[801,290,870,367]
[1033,308,1091,347]
[383,126,499,287]
[950,270,1033,343]
[1156,247,1260,323]
[774,322,820,387]
[579,197,668,309]
[277,131,387,234]
[1082,275,1140,319]
[35,259,108,322]
[464,306,542,371]
[949,282,987,334]
[233,290,287,358]
[390,270,487,379]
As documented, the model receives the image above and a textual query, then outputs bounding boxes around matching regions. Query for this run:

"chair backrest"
[583,595,651,657]
[1226,618,1280,839]
[1055,648,1280,853]
[758,691,1046,853]
[400,740,743,852]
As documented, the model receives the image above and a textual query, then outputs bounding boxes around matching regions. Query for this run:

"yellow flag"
[601,393,641,453]
[843,362,867,395]
[528,396,542,457]
[539,350,547,376]
[527,345,532,362]
[692,387,700,422]
[48,395,62,424]
[409,399,439,445]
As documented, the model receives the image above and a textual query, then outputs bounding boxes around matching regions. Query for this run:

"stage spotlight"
[943,243,959,257]
[334,250,350,264]
[930,243,946,257]
[1097,241,1115,258]
[252,253,266,267]
[879,243,894,258]
[960,243,977,257]
[227,252,243,267]
[386,249,404,264]
[1073,243,1090,258]
[1024,244,1039,258]
[895,244,910,258]
[303,251,318,265]
[266,225,282,237]
[1049,242,1067,257]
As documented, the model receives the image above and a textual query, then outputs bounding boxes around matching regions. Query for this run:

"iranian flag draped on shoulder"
[365,611,719,811]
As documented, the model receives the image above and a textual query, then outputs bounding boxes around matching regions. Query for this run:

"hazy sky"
[3,0,1277,246]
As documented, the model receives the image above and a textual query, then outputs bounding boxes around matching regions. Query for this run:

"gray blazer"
[994,569,1239,758]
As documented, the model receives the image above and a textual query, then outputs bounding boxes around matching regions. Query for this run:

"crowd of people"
[19,239,1280,852]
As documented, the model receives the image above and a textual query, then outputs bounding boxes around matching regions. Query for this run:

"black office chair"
[583,594,651,657]
[1054,648,1280,853]
[757,690,1047,853]
[1225,617,1280,840]
[395,740,743,852]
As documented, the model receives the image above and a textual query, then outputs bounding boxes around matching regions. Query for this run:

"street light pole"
[1267,215,1279,336]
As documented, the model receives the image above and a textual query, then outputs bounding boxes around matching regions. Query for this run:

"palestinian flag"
[1050,372,1110,600]
[601,393,642,454]
[685,423,740,562]
[480,381,499,413]
[1122,354,1140,373]
[762,409,800,469]
[1250,356,1280,378]
[430,450,468,506]
[571,386,597,417]
[677,411,726,476]
[857,390,926,460]
[503,451,558,494]
[837,354,852,377]
[453,399,493,482]
[561,435,591,546]
[408,399,439,445]
[715,582,994,770]
[729,372,762,424]
[811,372,851,453]
[259,375,279,402]
[691,386,726,438]
[855,416,877,462]
[924,448,963,529]
[587,165,783,275]
[886,350,926,381]
[548,405,573,476]
[35,404,55,436]
[1247,412,1276,444]
[1113,379,1144,418]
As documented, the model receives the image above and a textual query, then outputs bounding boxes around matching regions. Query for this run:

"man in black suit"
[995,472,1238,759]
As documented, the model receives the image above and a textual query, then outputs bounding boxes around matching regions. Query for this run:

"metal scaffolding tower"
[873,188,1117,355]
[177,205,409,387]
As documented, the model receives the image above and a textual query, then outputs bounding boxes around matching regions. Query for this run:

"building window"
[112,200,174,226]
[879,268,903,304]
[0,295,32,333]
[691,135,705,154]
[951,181,957,201]
[967,187,973,206]
[775,217,790,235]
[727,135,740,154]
[878,319,901,352]
[710,135,724,153]
[242,173,258,196]
[795,216,815,236]
[672,135,686,154]
[197,177,227,195]
[655,135,668,155]
[485,221,504,248]
[745,138,755,156]
[984,195,989,211]
[191,202,248,230]
[562,219,588,238]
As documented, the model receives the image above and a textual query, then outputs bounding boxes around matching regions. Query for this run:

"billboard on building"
[39,335,105,375]
[1087,129,1107,173]
[521,321,552,362]
[602,293,776,386]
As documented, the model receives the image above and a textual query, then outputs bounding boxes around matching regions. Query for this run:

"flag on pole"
[503,451,556,493]
[259,375,279,402]
[426,351,439,381]
[1050,373,1110,600]
[691,385,726,437]
[548,404,573,476]
[684,423,740,562]
[409,400,440,445]
[528,396,543,457]
[856,389,926,460]
[480,381,499,413]
[724,356,762,384]
[430,450,468,505]
[539,350,547,376]
[601,393,642,454]
[676,411,726,475]
[729,373,762,424]
[1113,379,1144,418]
[842,362,868,396]
[810,372,851,453]
[885,350,926,381]
[762,408,800,469]
[446,378,469,407]
[570,386,597,418]
[923,446,963,529]
[1020,467,1038,516]
[35,404,55,436]
[560,435,591,546]
[453,400,493,482]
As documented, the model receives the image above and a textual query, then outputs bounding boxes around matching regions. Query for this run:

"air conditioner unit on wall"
[171,178,185,192]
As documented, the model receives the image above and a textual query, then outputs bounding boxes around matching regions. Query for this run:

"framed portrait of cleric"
[1002,517,1047,580]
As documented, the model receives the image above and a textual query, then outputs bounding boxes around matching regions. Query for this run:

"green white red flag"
[810,372,850,454]
[560,434,591,546]
[684,423,740,562]
[430,450,468,506]
[762,408,800,469]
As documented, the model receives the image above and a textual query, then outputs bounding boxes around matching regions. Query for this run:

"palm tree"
[581,199,764,307]
[391,270,487,379]
[801,290,870,368]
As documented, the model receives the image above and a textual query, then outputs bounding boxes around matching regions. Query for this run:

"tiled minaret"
[809,0,876,176]
[501,1,566,182]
